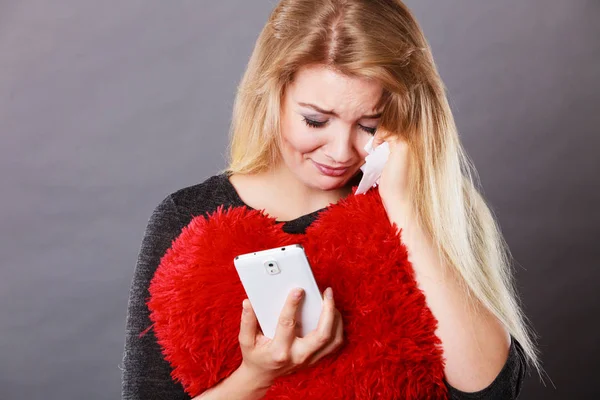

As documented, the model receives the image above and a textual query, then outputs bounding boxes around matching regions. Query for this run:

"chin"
[285,158,361,191]
[312,178,345,191]
[305,168,358,191]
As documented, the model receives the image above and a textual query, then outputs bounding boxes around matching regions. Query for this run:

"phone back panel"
[234,244,323,339]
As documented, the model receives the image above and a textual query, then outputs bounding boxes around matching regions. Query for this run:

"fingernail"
[242,299,250,312]
[325,287,333,299]
[293,288,304,298]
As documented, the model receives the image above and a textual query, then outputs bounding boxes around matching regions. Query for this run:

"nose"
[325,130,354,165]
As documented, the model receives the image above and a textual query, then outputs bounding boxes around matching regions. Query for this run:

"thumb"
[239,299,259,349]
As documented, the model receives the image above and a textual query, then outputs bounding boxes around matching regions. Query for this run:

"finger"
[238,299,258,349]
[373,128,393,147]
[308,310,344,365]
[303,287,336,352]
[272,288,304,350]
[372,134,385,148]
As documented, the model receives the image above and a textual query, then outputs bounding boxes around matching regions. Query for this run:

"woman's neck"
[229,162,352,222]
[267,163,351,212]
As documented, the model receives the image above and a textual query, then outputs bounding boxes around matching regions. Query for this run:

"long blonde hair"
[225,0,541,374]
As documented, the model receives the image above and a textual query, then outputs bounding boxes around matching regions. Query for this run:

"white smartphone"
[234,244,323,339]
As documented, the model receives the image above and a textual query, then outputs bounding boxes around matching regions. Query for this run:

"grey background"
[1,1,598,399]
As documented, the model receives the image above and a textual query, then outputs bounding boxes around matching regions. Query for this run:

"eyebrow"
[297,102,382,119]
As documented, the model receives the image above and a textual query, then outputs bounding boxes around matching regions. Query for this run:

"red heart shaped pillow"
[147,189,447,399]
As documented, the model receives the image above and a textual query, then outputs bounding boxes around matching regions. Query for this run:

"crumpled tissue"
[355,136,390,195]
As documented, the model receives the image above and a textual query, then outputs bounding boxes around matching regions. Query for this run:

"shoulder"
[157,173,242,226]
[134,173,239,281]
[446,337,527,400]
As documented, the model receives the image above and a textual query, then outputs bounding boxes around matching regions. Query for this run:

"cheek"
[282,120,323,155]
[355,135,372,159]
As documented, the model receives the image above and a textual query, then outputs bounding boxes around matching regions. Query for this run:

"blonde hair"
[225,0,541,374]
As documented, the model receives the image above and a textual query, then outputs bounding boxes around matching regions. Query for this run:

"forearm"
[384,199,510,392]
[194,364,271,400]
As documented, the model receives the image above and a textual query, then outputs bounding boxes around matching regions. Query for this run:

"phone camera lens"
[268,263,273,267]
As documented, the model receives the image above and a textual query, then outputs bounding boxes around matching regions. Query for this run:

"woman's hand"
[372,132,411,213]
[238,287,344,388]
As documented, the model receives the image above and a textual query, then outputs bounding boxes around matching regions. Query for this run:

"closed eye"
[360,125,377,135]
[303,117,326,129]
[302,117,377,135]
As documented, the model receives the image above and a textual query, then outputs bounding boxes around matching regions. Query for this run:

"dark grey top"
[121,172,527,399]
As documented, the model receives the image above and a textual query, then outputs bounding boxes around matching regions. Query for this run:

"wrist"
[235,362,274,396]
[193,363,273,400]
[380,192,411,223]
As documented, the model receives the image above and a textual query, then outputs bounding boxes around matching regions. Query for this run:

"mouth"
[311,160,350,177]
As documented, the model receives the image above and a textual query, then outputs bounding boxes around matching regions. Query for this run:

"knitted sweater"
[121,173,526,400]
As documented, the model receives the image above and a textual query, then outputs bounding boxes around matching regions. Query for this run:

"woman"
[122,0,541,399]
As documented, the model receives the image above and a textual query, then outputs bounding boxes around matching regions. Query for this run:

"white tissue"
[355,136,390,195]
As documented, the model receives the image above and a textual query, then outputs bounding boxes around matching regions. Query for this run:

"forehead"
[288,65,383,113]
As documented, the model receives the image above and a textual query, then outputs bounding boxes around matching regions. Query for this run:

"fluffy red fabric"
[147,188,448,399]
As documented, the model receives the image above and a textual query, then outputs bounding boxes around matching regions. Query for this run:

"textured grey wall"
[0,1,598,399]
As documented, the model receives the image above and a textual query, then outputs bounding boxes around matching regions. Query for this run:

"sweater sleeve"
[121,195,191,400]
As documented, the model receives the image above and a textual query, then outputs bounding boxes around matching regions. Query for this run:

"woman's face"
[279,64,383,191]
